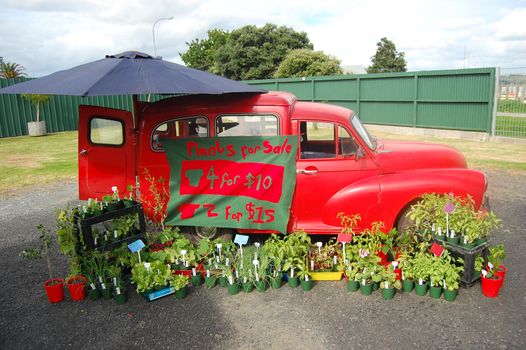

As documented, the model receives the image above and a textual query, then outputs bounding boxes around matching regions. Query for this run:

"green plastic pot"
[381,287,395,300]
[191,274,203,287]
[175,286,188,300]
[429,285,443,299]
[347,280,360,292]
[288,276,300,288]
[475,238,487,246]
[372,281,380,291]
[88,288,101,301]
[114,290,128,305]
[435,234,445,241]
[205,276,216,289]
[101,287,113,300]
[218,276,228,288]
[414,282,429,296]
[242,282,254,293]
[444,289,458,302]
[446,236,460,245]
[459,238,476,249]
[227,283,240,295]
[360,282,373,296]
[401,279,414,292]
[301,279,313,292]
[270,277,282,289]
[256,280,267,292]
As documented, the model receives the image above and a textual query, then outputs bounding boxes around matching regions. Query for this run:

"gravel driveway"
[0,170,524,349]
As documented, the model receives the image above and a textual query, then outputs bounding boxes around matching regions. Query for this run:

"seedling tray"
[436,239,489,287]
[142,286,175,301]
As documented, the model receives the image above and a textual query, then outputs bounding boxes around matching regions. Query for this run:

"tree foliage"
[0,61,27,78]
[179,29,228,73]
[367,37,407,73]
[274,49,343,78]
[180,23,313,80]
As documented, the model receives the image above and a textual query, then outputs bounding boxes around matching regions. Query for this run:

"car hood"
[374,140,467,173]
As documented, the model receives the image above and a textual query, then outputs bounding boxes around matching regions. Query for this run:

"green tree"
[367,37,407,73]
[179,29,228,73]
[274,49,343,78]
[0,61,27,78]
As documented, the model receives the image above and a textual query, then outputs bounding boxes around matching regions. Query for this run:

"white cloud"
[0,0,525,76]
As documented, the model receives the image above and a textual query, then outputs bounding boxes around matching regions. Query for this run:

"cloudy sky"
[1,0,525,77]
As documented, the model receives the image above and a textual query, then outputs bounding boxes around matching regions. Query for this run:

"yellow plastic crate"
[307,257,343,281]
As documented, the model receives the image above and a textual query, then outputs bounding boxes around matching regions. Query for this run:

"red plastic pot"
[495,265,507,288]
[66,276,87,301]
[481,275,503,298]
[44,278,64,303]
[376,250,388,265]
[394,268,402,281]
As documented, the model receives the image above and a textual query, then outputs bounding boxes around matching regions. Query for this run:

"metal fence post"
[491,67,500,137]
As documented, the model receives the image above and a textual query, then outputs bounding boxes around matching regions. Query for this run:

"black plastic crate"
[435,239,488,287]
[79,203,146,251]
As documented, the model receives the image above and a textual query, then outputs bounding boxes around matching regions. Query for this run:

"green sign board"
[163,136,298,233]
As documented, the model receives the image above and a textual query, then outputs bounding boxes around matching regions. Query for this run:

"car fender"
[379,169,487,229]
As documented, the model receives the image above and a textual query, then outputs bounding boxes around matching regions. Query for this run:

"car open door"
[78,105,136,200]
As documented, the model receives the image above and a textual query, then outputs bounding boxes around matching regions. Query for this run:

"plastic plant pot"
[288,276,300,288]
[114,290,128,304]
[301,279,313,292]
[429,285,443,299]
[242,282,254,293]
[401,279,415,292]
[66,276,87,301]
[191,274,203,287]
[101,287,113,300]
[495,265,507,288]
[175,286,188,300]
[443,289,458,302]
[381,287,395,300]
[43,278,65,303]
[359,282,373,296]
[459,239,476,249]
[435,234,445,241]
[481,275,503,298]
[227,283,240,295]
[446,236,460,245]
[218,276,228,288]
[88,288,101,301]
[347,280,360,292]
[256,281,267,292]
[414,282,429,296]
[372,281,380,292]
[205,276,216,289]
[270,277,282,289]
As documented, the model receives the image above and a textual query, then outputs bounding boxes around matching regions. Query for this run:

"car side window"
[152,117,208,151]
[299,121,336,159]
[217,115,278,137]
[338,126,358,157]
[90,117,124,146]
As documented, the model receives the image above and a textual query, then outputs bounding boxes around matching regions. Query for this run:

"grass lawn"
[0,132,78,195]
[0,129,525,196]
[495,115,526,138]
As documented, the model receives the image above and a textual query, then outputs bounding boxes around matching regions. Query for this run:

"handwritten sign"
[128,239,145,253]
[163,136,298,233]
[337,233,353,243]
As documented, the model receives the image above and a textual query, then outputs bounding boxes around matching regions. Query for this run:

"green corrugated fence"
[0,68,496,138]
[244,68,496,133]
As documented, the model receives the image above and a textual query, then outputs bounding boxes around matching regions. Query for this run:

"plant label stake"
[226,258,229,266]
[128,239,145,264]
[114,230,118,239]
[112,185,120,201]
[392,261,399,269]
[94,236,98,246]
[464,236,468,244]
[253,259,259,282]
[254,242,260,259]
[310,259,314,271]
[290,267,294,278]
[144,262,151,272]
[181,250,187,266]
[333,255,337,266]
[487,262,494,270]
[481,269,488,278]
[228,276,233,285]
[419,278,424,285]
[101,283,106,290]
[90,283,96,290]
[206,269,210,278]
[192,268,196,276]
[235,270,239,279]
[216,244,222,261]
[116,287,121,295]
[316,242,322,255]
[451,230,456,238]
[113,277,117,285]
[98,276,103,283]
[437,227,442,237]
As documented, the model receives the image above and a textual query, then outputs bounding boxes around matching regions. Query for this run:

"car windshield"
[351,114,376,150]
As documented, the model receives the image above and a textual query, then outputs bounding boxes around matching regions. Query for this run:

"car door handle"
[297,168,318,175]
[79,149,88,156]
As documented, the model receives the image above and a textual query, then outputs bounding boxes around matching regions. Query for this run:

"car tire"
[183,226,233,244]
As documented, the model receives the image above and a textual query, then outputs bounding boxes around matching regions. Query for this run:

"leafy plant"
[169,274,189,291]
[380,265,402,289]
[20,224,55,281]
[131,260,171,293]
[55,207,82,275]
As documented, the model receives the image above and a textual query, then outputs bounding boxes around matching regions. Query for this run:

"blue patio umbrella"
[0,51,265,96]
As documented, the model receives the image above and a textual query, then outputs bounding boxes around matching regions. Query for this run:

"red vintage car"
[78,91,487,240]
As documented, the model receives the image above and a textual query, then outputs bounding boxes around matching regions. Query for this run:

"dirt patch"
[4,155,49,168]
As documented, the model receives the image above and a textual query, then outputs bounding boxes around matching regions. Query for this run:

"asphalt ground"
[0,169,524,349]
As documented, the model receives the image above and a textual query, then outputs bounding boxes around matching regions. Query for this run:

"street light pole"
[152,17,174,58]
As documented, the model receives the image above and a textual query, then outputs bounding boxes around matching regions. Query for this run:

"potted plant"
[344,263,360,292]
[443,258,464,302]
[355,267,374,296]
[398,252,415,292]
[170,274,190,299]
[20,224,64,303]
[412,252,432,296]
[22,94,51,136]
[262,234,286,289]
[297,265,313,292]
[481,244,506,297]
[379,265,401,300]
[282,230,311,288]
